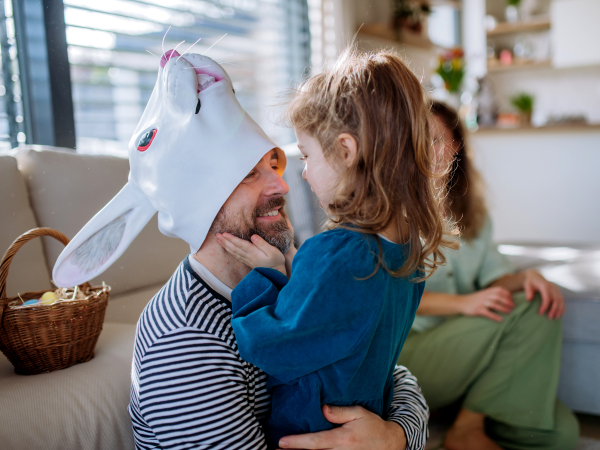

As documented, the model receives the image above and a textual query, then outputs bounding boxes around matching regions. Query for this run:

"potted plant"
[392,0,431,35]
[510,92,534,126]
[436,48,465,105]
[506,0,521,22]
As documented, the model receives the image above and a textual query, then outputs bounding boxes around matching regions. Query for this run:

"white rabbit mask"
[52,50,284,287]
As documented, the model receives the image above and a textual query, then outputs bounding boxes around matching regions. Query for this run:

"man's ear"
[337,133,358,168]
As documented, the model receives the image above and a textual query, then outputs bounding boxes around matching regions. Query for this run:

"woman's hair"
[430,101,487,240]
[285,48,458,279]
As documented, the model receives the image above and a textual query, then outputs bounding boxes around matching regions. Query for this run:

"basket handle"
[0,228,70,299]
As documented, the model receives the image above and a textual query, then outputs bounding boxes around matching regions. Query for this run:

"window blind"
[0,0,25,151]
[65,0,310,155]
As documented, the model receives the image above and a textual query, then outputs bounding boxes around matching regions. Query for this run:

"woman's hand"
[216,232,286,275]
[278,405,407,450]
[522,270,565,319]
[461,287,515,322]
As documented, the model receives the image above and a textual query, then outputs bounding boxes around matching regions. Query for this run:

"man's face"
[210,149,293,254]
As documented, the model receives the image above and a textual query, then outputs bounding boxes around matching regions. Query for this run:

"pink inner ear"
[160,49,224,91]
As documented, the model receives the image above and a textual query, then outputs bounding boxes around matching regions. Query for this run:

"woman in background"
[398,101,579,450]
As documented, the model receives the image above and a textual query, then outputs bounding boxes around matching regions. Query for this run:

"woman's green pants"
[398,293,579,450]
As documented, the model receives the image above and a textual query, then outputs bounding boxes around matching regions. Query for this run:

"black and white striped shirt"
[129,258,429,450]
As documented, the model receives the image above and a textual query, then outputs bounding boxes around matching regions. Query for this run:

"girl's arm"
[229,232,382,383]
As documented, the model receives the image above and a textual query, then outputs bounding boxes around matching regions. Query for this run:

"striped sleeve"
[137,327,268,450]
[385,365,429,450]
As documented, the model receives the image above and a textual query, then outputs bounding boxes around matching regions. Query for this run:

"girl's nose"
[302,167,307,181]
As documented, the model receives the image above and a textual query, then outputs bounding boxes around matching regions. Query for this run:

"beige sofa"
[0,145,322,450]
[0,147,190,449]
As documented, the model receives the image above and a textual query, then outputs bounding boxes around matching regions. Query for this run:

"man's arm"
[386,365,429,450]
[136,328,268,450]
[276,366,429,450]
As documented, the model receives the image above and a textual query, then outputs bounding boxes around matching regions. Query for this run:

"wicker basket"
[0,228,109,375]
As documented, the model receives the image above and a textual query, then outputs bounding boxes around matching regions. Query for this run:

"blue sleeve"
[231,230,382,383]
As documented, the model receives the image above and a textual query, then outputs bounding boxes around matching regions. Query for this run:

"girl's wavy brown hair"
[431,101,487,241]
[285,49,458,279]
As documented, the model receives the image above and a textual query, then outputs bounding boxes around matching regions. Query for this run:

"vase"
[520,111,532,127]
[505,5,519,23]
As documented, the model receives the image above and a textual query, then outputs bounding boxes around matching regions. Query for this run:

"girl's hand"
[216,233,286,275]
[461,287,515,322]
[522,270,565,319]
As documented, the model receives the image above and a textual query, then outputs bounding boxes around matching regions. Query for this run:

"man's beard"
[209,196,293,255]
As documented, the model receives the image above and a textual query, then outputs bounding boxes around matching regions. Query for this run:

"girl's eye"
[299,155,307,161]
[137,129,157,152]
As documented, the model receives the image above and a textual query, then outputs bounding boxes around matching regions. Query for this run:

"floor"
[425,413,600,450]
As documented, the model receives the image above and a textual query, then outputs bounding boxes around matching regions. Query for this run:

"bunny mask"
[52,50,285,287]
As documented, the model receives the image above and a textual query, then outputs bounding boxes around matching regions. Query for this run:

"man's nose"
[267,171,289,196]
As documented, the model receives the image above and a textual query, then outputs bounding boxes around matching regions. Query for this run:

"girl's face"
[295,129,341,210]
[431,115,459,172]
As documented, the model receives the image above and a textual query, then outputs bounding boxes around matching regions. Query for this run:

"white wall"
[470,128,600,244]
[488,66,600,126]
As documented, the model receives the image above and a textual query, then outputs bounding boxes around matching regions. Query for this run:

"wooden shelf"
[487,59,552,73]
[359,24,437,50]
[473,123,600,134]
[487,17,551,36]
[430,0,461,7]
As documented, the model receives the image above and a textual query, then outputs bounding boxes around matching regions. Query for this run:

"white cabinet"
[551,0,600,68]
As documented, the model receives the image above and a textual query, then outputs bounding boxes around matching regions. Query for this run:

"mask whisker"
[178,37,203,61]
[162,25,171,57]
[170,40,186,59]
[202,33,227,55]
[146,50,159,59]
[218,61,239,67]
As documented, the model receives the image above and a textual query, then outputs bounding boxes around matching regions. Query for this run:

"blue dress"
[231,228,423,448]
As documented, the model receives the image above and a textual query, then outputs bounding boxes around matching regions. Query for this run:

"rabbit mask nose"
[160,49,180,68]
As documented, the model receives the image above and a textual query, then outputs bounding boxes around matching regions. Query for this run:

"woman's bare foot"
[444,408,502,450]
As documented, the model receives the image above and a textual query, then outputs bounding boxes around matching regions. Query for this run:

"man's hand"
[216,232,286,275]
[522,270,565,319]
[277,405,407,450]
[461,286,515,322]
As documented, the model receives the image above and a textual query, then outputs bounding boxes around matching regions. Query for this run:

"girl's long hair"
[430,101,487,240]
[285,48,458,279]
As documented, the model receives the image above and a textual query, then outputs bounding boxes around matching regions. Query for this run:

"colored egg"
[23,299,39,306]
[40,291,58,305]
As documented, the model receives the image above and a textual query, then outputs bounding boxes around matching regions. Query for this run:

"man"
[129,149,429,450]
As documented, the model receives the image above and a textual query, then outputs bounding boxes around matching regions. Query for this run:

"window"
[428,5,460,49]
[64,0,310,155]
[0,0,26,152]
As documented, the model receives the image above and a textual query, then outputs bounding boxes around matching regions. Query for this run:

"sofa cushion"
[0,322,136,450]
[15,146,189,296]
[0,155,52,297]
[105,282,165,324]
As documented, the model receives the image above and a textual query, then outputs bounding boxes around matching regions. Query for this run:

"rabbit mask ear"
[52,182,156,287]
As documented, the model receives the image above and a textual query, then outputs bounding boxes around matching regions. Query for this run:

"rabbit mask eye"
[137,129,157,152]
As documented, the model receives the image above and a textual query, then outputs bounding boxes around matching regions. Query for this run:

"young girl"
[217,49,457,448]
